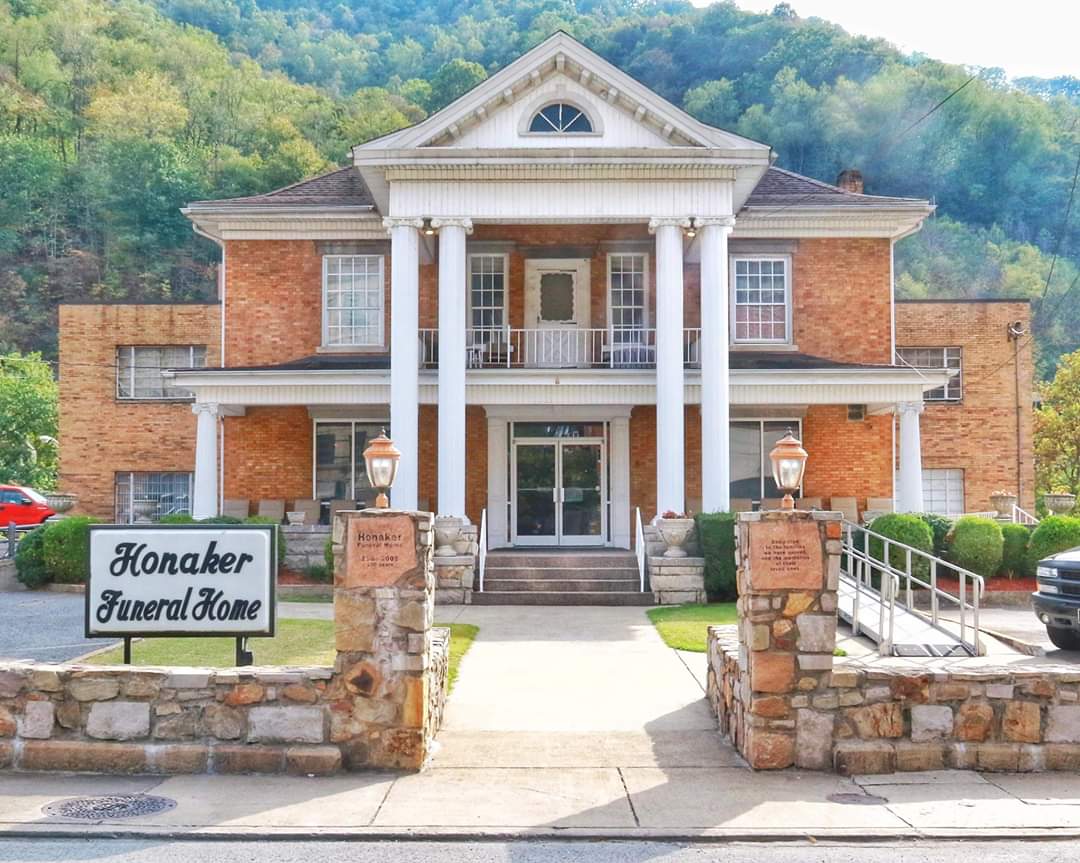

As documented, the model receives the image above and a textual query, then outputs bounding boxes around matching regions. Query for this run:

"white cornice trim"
[383,163,738,181]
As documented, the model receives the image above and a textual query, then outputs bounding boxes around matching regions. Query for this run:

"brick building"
[58,33,1033,546]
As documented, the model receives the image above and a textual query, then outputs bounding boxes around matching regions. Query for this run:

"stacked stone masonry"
[0,510,449,775]
[709,628,1080,774]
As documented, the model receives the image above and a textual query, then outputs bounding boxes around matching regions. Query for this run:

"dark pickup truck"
[1033,546,1080,650]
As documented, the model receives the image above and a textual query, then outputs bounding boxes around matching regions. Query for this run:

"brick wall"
[58,304,220,519]
[895,301,1034,512]
[222,407,312,509]
[802,406,893,510]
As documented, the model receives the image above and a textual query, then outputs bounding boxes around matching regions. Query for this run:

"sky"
[702,0,1080,80]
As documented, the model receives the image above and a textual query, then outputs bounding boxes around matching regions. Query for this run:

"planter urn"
[657,517,695,558]
[1045,493,1077,516]
[285,510,305,526]
[44,492,78,515]
[434,516,463,557]
[990,492,1017,519]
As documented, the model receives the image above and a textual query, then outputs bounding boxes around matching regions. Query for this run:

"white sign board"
[87,525,276,637]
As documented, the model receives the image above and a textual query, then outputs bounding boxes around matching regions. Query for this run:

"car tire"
[1047,626,1080,651]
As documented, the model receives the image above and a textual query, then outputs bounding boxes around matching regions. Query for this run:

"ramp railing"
[841,520,985,656]
[635,507,647,592]
[477,508,487,593]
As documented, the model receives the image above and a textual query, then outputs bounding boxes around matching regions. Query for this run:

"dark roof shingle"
[188,166,375,210]
[744,166,927,209]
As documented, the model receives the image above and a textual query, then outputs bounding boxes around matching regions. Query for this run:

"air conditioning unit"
[847,404,867,422]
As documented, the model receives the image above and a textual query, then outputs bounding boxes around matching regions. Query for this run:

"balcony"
[420,328,702,370]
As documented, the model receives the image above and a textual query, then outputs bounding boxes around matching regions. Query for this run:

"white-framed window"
[922,468,965,516]
[313,420,389,504]
[896,347,963,401]
[607,253,649,344]
[469,254,507,334]
[323,254,384,347]
[528,102,593,133]
[731,256,791,343]
[115,472,192,523]
[116,346,206,400]
[730,419,803,502]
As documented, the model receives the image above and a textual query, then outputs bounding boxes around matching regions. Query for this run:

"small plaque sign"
[748,519,823,590]
[344,515,417,588]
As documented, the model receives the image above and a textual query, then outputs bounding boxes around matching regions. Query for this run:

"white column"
[610,415,631,548]
[432,218,472,519]
[896,401,925,513]
[698,217,735,513]
[385,217,424,511]
[191,402,219,519]
[649,218,690,516]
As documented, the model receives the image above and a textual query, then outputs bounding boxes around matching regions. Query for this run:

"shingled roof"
[187,166,376,210]
[743,166,926,209]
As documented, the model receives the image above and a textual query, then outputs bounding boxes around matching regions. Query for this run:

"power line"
[1040,135,1080,301]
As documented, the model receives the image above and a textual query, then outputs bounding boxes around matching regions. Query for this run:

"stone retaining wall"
[0,509,450,776]
[282,525,330,572]
[433,524,478,605]
[0,559,17,592]
[648,556,707,605]
[708,626,1080,774]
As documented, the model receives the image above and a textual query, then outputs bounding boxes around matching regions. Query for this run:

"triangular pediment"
[358,32,770,155]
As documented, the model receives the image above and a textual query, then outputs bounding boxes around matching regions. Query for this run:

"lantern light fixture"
[423,218,436,236]
[768,429,808,510]
[363,429,401,508]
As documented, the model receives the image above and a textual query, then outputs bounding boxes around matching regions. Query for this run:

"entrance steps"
[474,550,652,606]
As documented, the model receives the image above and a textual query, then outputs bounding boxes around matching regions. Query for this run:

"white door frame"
[523,258,591,367]
[511,435,607,547]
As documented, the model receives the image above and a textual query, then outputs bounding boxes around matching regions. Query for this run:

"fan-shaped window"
[528,103,593,133]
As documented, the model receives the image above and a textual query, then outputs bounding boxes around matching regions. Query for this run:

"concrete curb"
[6,824,1080,843]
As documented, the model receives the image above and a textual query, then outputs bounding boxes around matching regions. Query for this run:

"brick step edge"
[482,579,641,593]
[483,567,641,579]
[472,591,654,606]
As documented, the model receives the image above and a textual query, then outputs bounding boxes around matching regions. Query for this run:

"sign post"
[86,524,277,663]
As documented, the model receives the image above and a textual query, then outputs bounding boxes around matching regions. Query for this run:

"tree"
[0,352,58,489]
[1035,348,1080,499]
[427,59,487,112]
[683,79,741,129]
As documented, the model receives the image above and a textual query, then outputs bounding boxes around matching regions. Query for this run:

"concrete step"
[484,566,640,581]
[485,553,637,569]
[482,577,641,593]
[472,590,654,607]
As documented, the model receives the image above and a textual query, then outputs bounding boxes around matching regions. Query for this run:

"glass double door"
[512,439,606,546]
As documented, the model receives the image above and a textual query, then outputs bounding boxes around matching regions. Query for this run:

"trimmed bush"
[42,516,99,584]
[201,515,243,525]
[1000,523,1032,578]
[916,513,953,558]
[158,513,196,524]
[867,514,934,581]
[695,512,737,599]
[1028,515,1080,572]
[325,536,335,572]
[947,516,1004,578]
[243,515,287,563]
[14,526,49,588]
[304,563,332,583]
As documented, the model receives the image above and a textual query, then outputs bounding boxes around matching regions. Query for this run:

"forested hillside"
[1,0,1077,375]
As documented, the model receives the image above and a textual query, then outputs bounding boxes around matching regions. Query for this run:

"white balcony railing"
[419,328,703,370]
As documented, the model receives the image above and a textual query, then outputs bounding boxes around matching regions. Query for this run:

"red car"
[0,485,55,529]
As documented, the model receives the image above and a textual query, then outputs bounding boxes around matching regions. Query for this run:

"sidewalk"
[5,767,1080,839]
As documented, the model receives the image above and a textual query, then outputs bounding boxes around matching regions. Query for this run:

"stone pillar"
[433,218,472,520]
[734,509,842,769]
[330,508,435,770]
[650,217,690,515]
[385,218,424,511]
[896,401,925,513]
[698,217,735,513]
[191,402,219,519]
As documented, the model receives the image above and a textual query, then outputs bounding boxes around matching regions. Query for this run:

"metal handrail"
[841,520,984,656]
[1012,504,1039,525]
[635,507,647,592]
[477,508,487,593]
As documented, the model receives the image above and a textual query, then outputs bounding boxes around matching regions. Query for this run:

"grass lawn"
[647,603,738,652]
[93,619,480,690]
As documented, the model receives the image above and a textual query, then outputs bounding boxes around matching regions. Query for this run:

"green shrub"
[303,563,332,583]
[15,526,49,588]
[947,516,1004,578]
[158,513,196,524]
[1000,523,1032,578]
[916,513,953,558]
[201,515,243,525]
[325,536,335,571]
[42,516,99,584]
[867,514,934,581]
[1028,516,1080,572]
[695,512,737,599]
[243,516,286,563]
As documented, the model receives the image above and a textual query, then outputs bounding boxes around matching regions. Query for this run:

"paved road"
[0,591,116,663]
[1,839,1079,862]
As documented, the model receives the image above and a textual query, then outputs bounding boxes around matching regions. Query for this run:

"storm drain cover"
[43,794,177,820]
[827,792,889,805]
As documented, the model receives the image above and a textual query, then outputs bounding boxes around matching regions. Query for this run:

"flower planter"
[434,516,463,557]
[657,517,695,558]
[1045,493,1077,516]
[990,492,1017,519]
[44,493,78,515]
[286,510,305,526]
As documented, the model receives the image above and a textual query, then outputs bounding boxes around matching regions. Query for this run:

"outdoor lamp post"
[363,429,401,508]
[769,429,808,511]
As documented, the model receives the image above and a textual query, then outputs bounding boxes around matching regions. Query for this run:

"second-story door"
[523,258,591,367]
